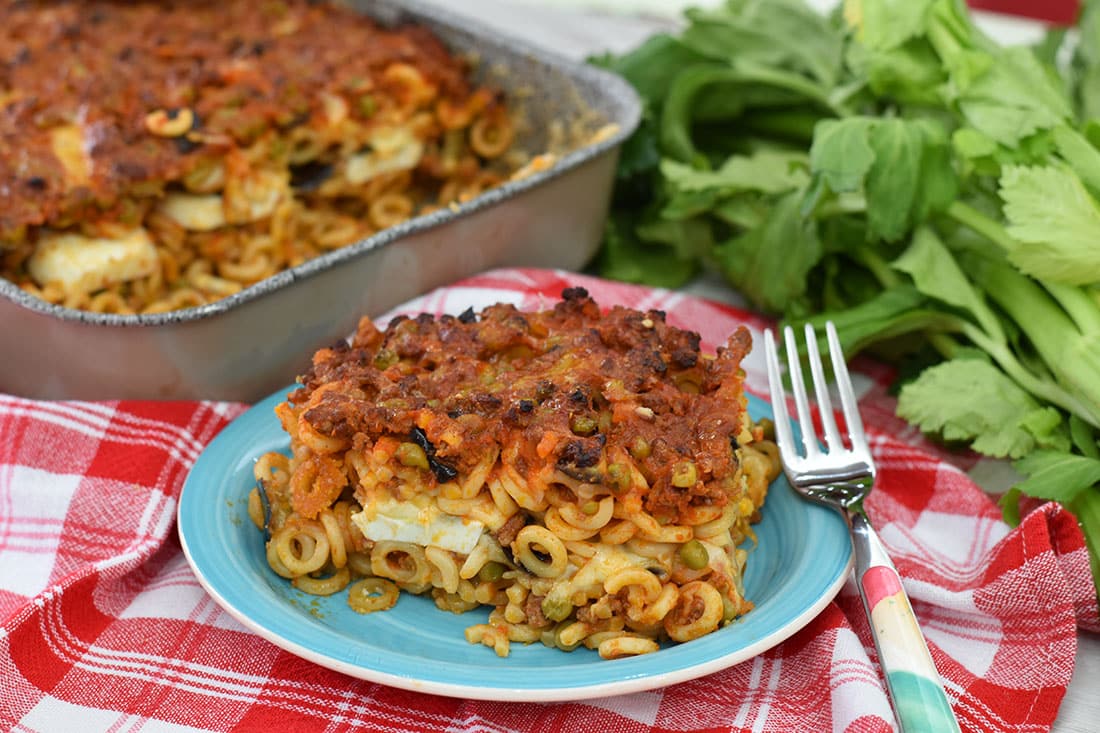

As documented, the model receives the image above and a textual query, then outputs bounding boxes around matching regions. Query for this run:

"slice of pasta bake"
[251,287,780,658]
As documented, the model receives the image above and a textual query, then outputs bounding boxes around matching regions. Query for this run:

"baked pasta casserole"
[0,0,526,314]
[249,288,780,658]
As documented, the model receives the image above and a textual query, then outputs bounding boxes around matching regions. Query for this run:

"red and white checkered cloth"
[2,268,1097,732]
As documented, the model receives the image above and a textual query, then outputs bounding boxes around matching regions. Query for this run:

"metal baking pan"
[0,0,640,402]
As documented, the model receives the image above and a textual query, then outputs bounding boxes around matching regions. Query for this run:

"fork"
[764,322,961,733]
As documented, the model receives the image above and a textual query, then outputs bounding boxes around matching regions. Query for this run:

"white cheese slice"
[344,127,424,184]
[350,497,484,555]
[28,228,158,293]
[157,192,227,232]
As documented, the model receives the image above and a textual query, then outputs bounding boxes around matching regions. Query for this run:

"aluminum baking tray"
[0,0,640,402]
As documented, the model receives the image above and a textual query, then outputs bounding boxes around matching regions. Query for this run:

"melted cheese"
[156,193,226,231]
[344,127,424,184]
[28,227,158,292]
[350,496,484,554]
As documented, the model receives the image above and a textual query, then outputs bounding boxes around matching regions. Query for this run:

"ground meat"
[291,288,755,524]
[524,594,551,629]
[493,512,527,548]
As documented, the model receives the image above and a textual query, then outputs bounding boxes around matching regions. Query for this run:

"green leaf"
[662,151,809,196]
[999,164,1100,284]
[800,285,962,355]
[892,226,1002,339]
[681,0,845,87]
[594,213,696,288]
[636,215,714,262]
[864,118,956,241]
[1070,414,1100,459]
[998,487,1024,527]
[589,34,708,104]
[713,190,822,314]
[809,117,957,241]
[897,358,1070,458]
[951,46,1073,146]
[659,64,745,163]
[1012,450,1100,503]
[1052,125,1100,195]
[855,0,937,51]
[847,38,945,107]
[809,118,876,193]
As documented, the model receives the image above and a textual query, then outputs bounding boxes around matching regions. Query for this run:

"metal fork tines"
[763,321,961,733]
[764,322,874,502]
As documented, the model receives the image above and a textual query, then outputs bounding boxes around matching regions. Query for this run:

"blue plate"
[178,389,853,701]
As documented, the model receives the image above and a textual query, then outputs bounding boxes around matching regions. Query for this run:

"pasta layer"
[252,288,780,658]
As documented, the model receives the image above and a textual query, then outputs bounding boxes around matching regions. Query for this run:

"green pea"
[580,500,599,515]
[671,461,698,488]
[395,442,429,470]
[541,595,573,623]
[679,539,709,570]
[756,417,776,442]
[373,348,397,369]
[358,93,377,117]
[606,462,631,494]
[629,436,651,460]
[570,414,598,436]
[477,561,505,583]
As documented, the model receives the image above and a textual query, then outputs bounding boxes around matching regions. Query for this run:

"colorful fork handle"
[850,511,961,733]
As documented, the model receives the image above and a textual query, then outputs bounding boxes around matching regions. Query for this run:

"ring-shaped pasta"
[425,545,461,594]
[604,567,662,605]
[598,635,660,659]
[272,522,330,576]
[296,415,349,455]
[247,486,266,531]
[319,509,347,569]
[347,578,400,614]
[371,540,432,586]
[638,522,694,544]
[265,539,296,579]
[696,497,738,532]
[469,110,514,159]
[634,582,680,625]
[663,580,724,643]
[678,502,726,526]
[346,550,373,577]
[513,525,568,578]
[368,192,413,230]
[289,453,348,518]
[557,496,614,531]
[293,566,351,596]
[599,519,637,545]
[253,451,291,487]
[543,506,598,542]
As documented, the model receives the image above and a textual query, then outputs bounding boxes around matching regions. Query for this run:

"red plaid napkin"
[2,268,1097,732]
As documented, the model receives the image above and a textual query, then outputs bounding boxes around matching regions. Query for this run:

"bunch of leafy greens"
[590,0,1100,594]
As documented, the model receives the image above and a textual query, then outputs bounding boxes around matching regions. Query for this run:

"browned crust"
[291,288,754,525]
[0,0,482,236]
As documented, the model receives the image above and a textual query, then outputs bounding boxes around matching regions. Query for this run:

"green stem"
[1046,281,1100,335]
[947,200,1017,252]
[732,59,853,116]
[851,245,902,289]
[961,321,1100,427]
[927,331,961,360]
[1069,487,1100,601]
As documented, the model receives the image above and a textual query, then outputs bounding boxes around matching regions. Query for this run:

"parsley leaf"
[897,358,1070,458]
[999,164,1100,284]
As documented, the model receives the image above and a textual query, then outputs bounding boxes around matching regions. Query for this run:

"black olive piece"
[289,161,334,193]
[410,426,458,482]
